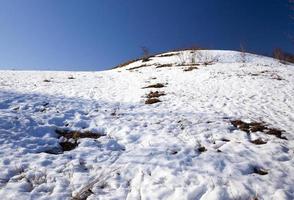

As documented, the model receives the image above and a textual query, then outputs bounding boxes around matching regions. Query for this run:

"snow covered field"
[0,50,293,199]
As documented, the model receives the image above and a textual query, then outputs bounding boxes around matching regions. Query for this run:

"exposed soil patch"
[56,129,103,139]
[251,138,267,145]
[176,63,200,67]
[156,64,173,68]
[142,83,165,89]
[127,64,148,71]
[231,120,287,140]
[142,57,152,62]
[145,98,161,104]
[59,141,78,152]
[184,66,198,72]
[266,128,287,140]
[147,91,165,98]
[221,138,230,142]
[197,146,207,153]
[204,61,214,66]
[253,167,268,175]
[157,53,180,57]
[46,129,104,153]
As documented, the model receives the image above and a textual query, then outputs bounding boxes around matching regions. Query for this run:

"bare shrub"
[201,51,217,66]
[272,48,294,64]
[176,51,191,65]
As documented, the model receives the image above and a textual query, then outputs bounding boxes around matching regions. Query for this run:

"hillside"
[0,50,293,200]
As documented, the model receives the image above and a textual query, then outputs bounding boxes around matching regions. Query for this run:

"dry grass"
[183,66,198,72]
[56,129,103,139]
[250,138,267,145]
[231,120,287,140]
[51,129,104,152]
[146,91,165,98]
[142,83,165,89]
[197,146,207,153]
[157,53,180,57]
[155,64,173,68]
[145,98,161,104]
[127,64,148,71]
[253,167,268,175]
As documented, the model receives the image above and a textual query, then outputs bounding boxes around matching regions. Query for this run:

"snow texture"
[0,50,293,199]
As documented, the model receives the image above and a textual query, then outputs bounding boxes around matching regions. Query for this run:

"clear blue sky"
[0,0,293,71]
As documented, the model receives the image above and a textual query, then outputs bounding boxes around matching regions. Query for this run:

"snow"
[0,50,293,199]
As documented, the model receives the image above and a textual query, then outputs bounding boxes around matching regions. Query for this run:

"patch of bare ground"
[157,53,180,57]
[253,167,268,175]
[46,129,104,153]
[176,63,200,67]
[247,71,284,81]
[266,128,287,140]
[145,98,161,104]
[250,138,267,145]
[142,83,165,89]
[221,138,230,142]
[127,64,148,71]
[231,120,287,140]
[147,91,165,98]
[155,64,173,68]
[56,129,103,139]
[183,66,198,72]
[197,146,207,153]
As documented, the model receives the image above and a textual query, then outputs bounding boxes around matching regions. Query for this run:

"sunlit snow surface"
[0,50,293,199]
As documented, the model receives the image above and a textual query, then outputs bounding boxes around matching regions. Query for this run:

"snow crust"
[0,50,293,199]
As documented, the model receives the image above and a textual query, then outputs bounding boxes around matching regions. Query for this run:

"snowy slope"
[0,50,293,200]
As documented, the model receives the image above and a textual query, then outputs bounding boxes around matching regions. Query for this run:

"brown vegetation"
[272,48,294,64]
[50,129,105,152]
[146,91,165,98]
[183,66,198,72]
[231,120,287,140]
[145,98,161,104]
[155,64,173,68]
[142,83,165,89]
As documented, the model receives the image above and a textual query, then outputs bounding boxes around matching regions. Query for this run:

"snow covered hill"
[0,50,293,200]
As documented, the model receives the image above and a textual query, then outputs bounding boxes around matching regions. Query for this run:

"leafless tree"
[141,46,150,62]
[273,48,284,60]
[239,43,247,64]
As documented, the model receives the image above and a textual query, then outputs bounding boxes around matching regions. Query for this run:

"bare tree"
[273,48,284,60]
[141,46,150,62]
[239,43,247,64]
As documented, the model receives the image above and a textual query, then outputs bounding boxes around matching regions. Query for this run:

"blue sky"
[0,0,293,71]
